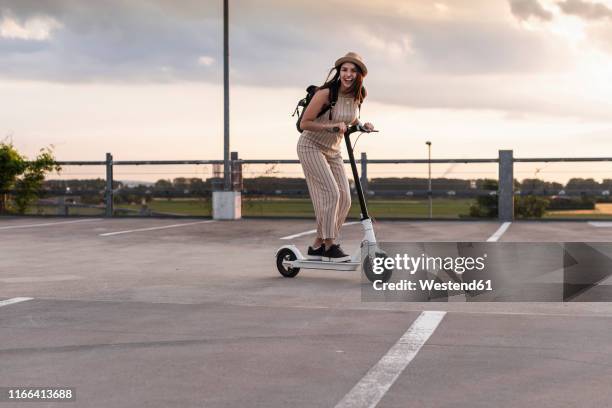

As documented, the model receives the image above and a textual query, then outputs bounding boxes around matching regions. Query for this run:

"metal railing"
[8,150,612,220]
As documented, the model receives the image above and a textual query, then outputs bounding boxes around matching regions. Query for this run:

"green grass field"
[118,199,211,216]
[26,197,473,218]
[19,197,612,220]
[241,197,473,218]
[543,213,612,220]
[25,206,105,216]
[113,197,474,218]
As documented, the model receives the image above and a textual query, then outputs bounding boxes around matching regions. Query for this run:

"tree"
[154,179,172,190]
[520,178,563,194]
[566,178,600,191]
[0,141,60,214]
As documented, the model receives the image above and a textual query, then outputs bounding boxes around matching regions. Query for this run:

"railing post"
[360,152,368,196]
[57,196,68,216]
[105,153,114,217]
[498,150,514,222]
[231,151,242,192]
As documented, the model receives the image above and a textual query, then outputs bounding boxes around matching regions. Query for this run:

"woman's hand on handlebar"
[363,122,375,132]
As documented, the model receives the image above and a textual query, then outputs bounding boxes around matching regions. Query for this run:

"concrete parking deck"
[1,217,611,407]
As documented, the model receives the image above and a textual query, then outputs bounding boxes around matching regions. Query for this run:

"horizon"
[42,161,612,188]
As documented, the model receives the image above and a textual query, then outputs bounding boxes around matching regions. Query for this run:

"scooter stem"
[344,128,370,221]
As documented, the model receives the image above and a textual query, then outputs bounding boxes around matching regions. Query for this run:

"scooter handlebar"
[348,124,378,134]
[328,125,379,134]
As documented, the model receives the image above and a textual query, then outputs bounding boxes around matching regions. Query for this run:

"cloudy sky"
[1,0,612,182]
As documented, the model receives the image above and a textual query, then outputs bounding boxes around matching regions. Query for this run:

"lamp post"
[223,0,230,191]
[426,141,432,219]
[211,0,240,220]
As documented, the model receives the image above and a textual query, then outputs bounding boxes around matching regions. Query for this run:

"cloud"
[508,0,554,21]
[197,55,215,66]
[0,0,222,83]
[396,20,567,75]
[0,12,62,40]
[0,0,568,82]
[558,0,612,20]
[0,0,606,120]
[586,23,612,52]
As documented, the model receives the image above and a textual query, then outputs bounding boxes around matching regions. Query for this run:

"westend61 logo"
[372,253,488,275]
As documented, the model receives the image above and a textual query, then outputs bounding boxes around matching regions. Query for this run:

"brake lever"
[358,126,378,133]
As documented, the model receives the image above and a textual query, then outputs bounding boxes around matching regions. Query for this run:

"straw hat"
[335,52,367,77]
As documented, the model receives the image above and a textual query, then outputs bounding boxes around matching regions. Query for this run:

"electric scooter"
[275,124,392,283]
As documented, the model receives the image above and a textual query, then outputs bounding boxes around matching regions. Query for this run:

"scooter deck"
[283,259,360,271]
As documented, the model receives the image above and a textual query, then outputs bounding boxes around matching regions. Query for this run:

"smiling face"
[339,62,359,92]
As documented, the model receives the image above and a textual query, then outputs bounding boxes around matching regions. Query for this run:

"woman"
[297,52,374,262]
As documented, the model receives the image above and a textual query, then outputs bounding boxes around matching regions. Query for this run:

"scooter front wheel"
[362,255,392,283]
[276,248,300,278]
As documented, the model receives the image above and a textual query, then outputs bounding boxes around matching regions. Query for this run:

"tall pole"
[223,0,231,191]
[426,141,432,219]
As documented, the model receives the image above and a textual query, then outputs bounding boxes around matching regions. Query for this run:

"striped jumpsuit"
[297,94,358,239]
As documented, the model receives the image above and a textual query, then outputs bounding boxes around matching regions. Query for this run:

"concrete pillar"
[213,151,241,220]
[498,150,514,222]
[213,191,241,220]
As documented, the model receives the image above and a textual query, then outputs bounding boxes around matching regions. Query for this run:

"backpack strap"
[292,103,301,117]
[328,80,339,120]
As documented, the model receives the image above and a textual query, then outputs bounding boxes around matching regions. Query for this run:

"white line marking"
[334,311,446,408]
[99,220,214,236]
[0,218,102,230]
[0,297,33,307]
[0,275,82,283]
[589,222,612,228]
[487,222,511,242]
[280,221,360,240]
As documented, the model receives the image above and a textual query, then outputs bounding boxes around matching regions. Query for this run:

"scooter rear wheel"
[276,248,300,278]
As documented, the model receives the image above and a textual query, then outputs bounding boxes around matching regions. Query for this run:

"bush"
[469,179,498,218]
[547,196,595,210]
[469,179,549,218]
[0,141,60,214]
[515,196,549,218]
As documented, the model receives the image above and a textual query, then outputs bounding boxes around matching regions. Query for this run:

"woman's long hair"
[319,65,366,104]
